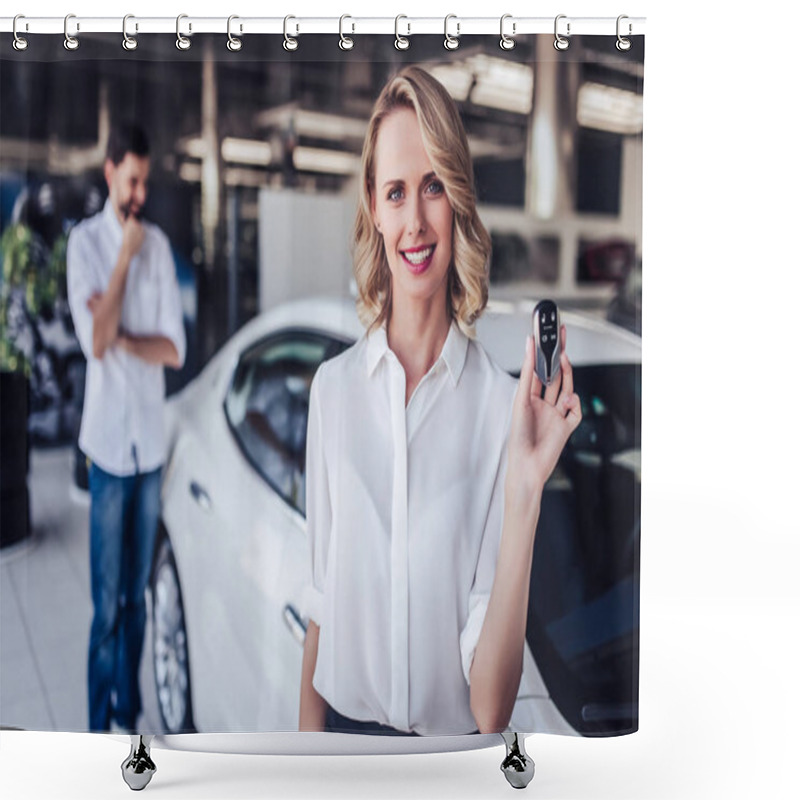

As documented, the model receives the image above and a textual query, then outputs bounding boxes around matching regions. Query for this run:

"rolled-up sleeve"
[300,363,332,627]
[66,228,100,361]
[459,426,511,686]
[157,236,186,369]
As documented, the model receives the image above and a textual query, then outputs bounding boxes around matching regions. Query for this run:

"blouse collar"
[365,318,469,386]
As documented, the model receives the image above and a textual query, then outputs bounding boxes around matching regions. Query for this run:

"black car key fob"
[532,300,561,386]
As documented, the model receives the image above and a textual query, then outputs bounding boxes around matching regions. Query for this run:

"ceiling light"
[221,137,273,165]
[577,82,643,134]
[292,147,361,175]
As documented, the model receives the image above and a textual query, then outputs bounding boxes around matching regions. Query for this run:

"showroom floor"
[0,446,160,732]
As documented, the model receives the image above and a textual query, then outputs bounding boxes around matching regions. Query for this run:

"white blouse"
[300,319,518,735]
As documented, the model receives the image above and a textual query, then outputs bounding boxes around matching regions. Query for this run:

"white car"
[151,295,641,737]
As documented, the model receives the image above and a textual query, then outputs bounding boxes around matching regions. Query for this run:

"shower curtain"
[0,21,643,740]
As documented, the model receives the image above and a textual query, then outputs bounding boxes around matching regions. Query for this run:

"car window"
[224,332,346,514]
[524,362,641,736]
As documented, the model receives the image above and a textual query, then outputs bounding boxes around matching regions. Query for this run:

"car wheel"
[151,531,195,733]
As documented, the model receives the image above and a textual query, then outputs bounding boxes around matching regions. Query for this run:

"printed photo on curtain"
[0,28,643,741]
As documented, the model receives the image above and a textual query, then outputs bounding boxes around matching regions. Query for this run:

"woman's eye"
[388,187,403,202]
[427,180,444,195]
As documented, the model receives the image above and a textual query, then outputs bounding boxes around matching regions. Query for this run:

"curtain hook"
[64,14,79,51]
[339,15,354,51]
[283,15,298,51]
[394,15,410,51]
[122,14,138,51]
[227,15,242,51]
[176,13,191,51]
[554,14,570,51]
[444,14,460,51]
[500,14,515,51]
[616,15,632,51]
[13,14,29,51]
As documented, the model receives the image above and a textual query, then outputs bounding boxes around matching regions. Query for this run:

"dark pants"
[325,705,421,736]
[87,461,161,731]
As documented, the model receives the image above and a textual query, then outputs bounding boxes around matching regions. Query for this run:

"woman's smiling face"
[370,108,454,310]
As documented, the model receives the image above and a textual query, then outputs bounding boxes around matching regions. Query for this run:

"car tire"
[151,530,196,733]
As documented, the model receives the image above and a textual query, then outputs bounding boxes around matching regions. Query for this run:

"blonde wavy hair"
[352,65,491,337]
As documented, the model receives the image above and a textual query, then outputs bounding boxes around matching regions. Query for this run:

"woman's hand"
[507,325,582,506]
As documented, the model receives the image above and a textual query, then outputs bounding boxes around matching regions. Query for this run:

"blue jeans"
[87,461,161,732]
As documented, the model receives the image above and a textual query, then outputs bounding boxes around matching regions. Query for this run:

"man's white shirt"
[66,199,186,476]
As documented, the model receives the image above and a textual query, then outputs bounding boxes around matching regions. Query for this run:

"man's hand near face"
[121,215,145,261]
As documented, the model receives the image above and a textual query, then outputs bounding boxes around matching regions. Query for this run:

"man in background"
[67,123,186,732]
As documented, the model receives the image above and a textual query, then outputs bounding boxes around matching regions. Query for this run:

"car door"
[220,330,348,730]
[158,360,254,731]
[516,362,641,735]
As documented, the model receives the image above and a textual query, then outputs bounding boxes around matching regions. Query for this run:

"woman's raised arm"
[468,328,582,733]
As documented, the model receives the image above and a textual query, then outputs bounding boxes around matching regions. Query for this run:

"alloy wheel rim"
[153,557,189,731]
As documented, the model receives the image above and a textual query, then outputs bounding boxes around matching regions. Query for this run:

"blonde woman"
[299,66,581,736]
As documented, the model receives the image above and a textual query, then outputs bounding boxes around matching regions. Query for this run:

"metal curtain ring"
[227,15,242,51]
[394,15,410,50]
[499,14,515,50]
[283,15,298,51]
[339,14,354,50]
[554,14,570,51]
[176,14,191,50]
[64,14,79,51]
[13,14,29,51]
[616,15,632,51]
[122,14,138,50]
[444,14,460,51]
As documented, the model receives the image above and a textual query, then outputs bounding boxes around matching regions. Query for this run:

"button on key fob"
[532,300,561,386]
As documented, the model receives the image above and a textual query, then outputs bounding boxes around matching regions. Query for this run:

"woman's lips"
[401,244,435,274]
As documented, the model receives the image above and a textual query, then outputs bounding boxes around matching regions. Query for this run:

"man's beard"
[120,199,143,221]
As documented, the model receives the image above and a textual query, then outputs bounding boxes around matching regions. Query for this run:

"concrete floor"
[0,445,161,732]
